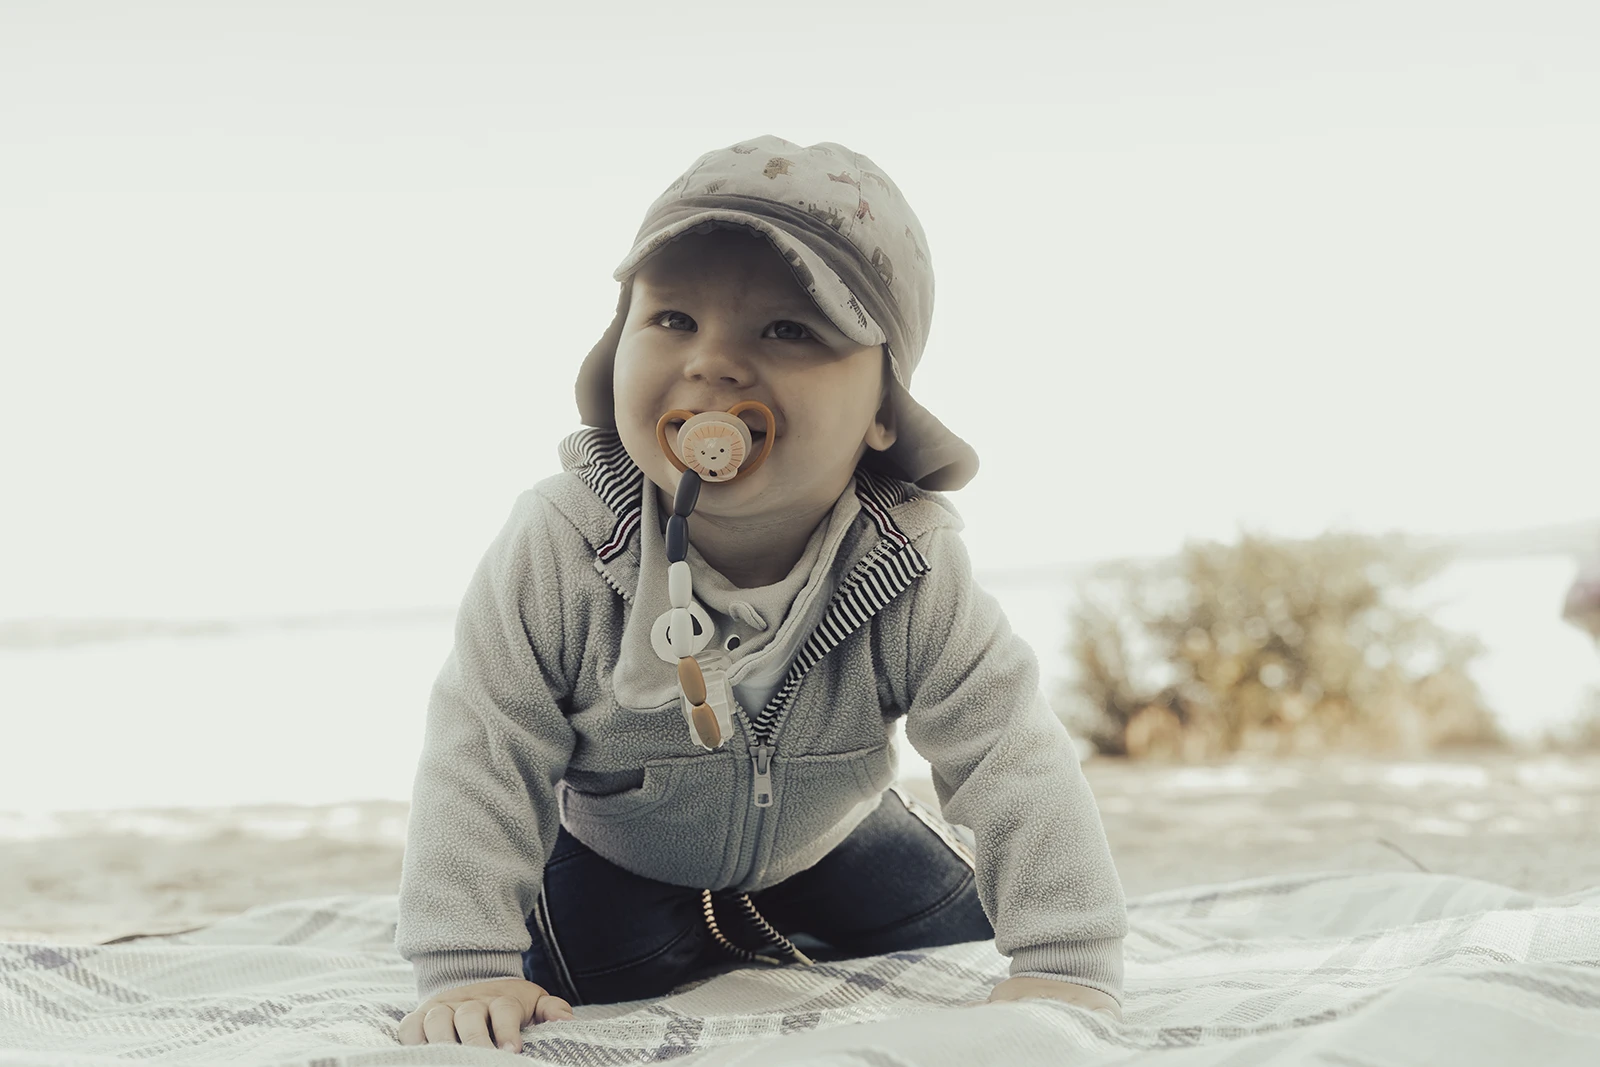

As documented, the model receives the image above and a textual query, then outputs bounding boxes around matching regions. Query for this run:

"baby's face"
[612,228,895,522]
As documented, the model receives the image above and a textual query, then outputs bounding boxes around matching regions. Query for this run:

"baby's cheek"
[610,373,663,436]
[610,340,663,400]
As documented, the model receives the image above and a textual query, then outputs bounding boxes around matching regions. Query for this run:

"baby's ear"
[865,389,897,453]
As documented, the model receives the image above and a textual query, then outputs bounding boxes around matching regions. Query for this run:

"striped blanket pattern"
[2,870,1597,1066]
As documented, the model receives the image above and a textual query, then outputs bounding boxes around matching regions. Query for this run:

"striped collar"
[557,426,936,742]
[557,427,928,569]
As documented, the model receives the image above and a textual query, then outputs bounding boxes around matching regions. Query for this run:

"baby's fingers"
[454,1000,496,1049]
[533,992,576,1023]
[489,995,528,1050]
[422,1003,460,1044]
[397,1008,426,1045]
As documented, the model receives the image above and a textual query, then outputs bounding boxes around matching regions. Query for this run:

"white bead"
[670,607,694,657]
[668,560,692,608]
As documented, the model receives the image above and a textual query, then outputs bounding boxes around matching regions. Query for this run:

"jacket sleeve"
[393,490,579,1003]
[898,525,1129,1005]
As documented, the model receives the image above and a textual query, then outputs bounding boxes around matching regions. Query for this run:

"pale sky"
[3,0,1597,620]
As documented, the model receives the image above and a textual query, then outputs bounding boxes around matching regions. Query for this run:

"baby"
[395,135,1128,1052]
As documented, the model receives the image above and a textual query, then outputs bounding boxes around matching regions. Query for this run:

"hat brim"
[612,211,888,350]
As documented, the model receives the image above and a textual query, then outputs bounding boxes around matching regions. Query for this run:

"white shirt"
[637,479,863,716]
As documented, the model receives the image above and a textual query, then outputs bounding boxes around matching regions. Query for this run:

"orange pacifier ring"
[654,400,776,484]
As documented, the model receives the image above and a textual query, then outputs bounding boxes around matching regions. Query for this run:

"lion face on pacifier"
[683,417,743,477]
[655,401,776,484]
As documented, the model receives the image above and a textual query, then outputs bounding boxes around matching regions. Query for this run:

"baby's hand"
[985,976,1122,1021]
[398,977,575,1053]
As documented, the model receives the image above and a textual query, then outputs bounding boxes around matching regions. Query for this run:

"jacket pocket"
[850,740,897,795]
[558,759,681,823]
[557,751,740,888]
[756,742,895,885]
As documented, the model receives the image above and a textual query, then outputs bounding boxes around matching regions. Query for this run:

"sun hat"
[574,134,980,491]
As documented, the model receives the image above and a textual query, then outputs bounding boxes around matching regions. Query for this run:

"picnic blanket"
[2,870,1597,1066]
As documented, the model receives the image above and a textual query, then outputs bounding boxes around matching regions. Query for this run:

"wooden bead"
[670,607,694,657]
[690,702,721,748]
[668,561,692,609]
[677,657,707,704]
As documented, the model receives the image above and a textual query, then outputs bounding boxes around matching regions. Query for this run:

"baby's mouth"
[668,411,775,438]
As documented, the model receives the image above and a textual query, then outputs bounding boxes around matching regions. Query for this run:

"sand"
[3,750,1597,947]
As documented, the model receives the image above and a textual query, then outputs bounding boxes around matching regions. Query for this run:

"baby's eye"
[764,320,814,341]
[653,310,696,332]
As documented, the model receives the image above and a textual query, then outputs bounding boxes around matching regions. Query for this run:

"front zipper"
[735,688,817,887]
[734,662,812,809]
[588,488,928,883]
[730,685,812,886]
[749,741,775,807]
[730,698,777,809]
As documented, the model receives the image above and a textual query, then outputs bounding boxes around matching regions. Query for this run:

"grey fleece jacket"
[394,428,1129,1004]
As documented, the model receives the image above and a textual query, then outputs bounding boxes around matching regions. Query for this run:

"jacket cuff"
[1007,936,1124,1006]
[411,949,529,1004]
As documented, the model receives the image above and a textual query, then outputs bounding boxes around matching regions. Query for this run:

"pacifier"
[653,401,775,751]
[654,401,775,484]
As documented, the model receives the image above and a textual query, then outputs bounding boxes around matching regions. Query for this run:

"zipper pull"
[750,742,774,808]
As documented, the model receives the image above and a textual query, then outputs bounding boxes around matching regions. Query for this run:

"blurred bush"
[1055,531,1506,760]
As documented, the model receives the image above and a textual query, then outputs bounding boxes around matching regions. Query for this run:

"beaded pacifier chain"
[653,401,775,752]
[654,401,816,967]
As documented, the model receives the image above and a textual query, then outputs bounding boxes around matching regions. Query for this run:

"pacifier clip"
[654,402,816,967]
[654,401,775,753]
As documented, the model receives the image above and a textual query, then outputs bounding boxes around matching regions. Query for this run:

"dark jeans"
[522,786,993,1005]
